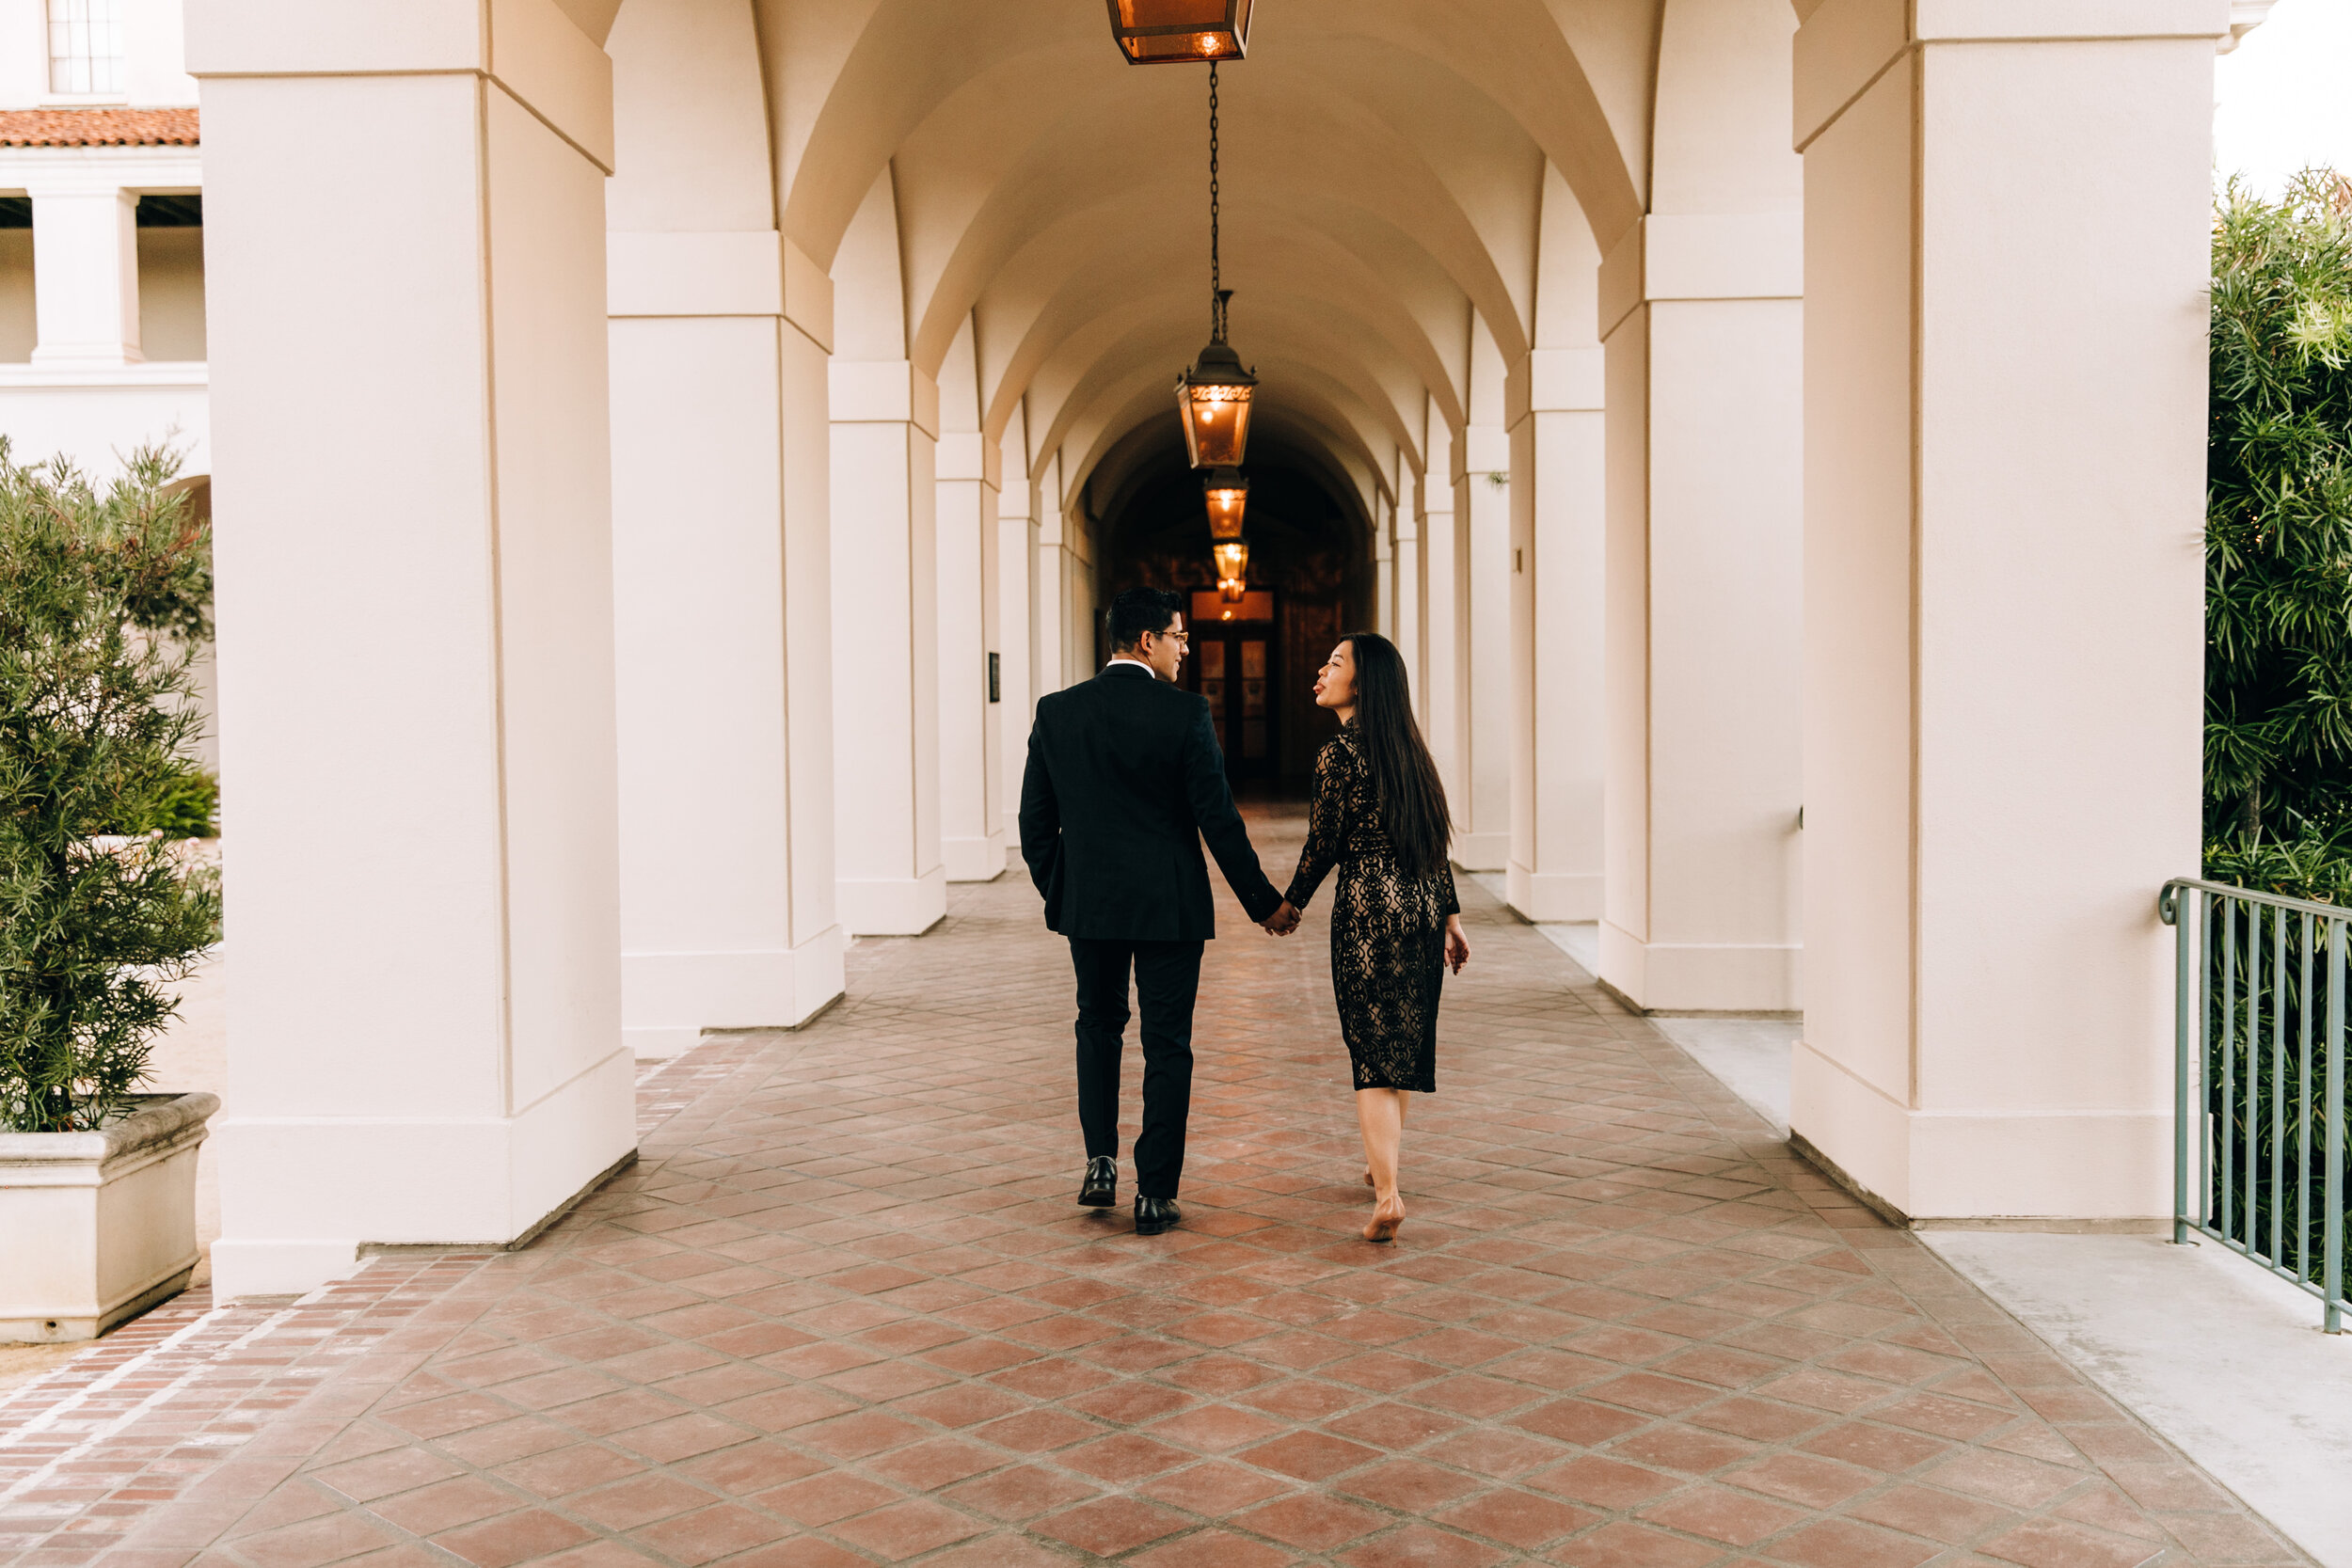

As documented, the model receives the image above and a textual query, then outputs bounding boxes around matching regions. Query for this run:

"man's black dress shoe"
[1134,1196,1181,1236]
[1078,1157,1117,1207]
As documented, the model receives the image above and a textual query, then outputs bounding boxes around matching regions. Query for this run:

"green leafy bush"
[115,767,218,841]
[0,440,221,1132]
[2206,173,2352,897]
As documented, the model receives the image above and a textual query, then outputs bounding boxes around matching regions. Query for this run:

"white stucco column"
[1454,421,1513,873]
[1506,346,1607,922]
[606,234,845,1053]
[1421,420,1463,802]
[937,430,1005,881]
[190,0,635,1296]
[1374,505,1395,642]
[28,183,140,366]
[1034,452,1073,695]
[1599,213,1804,1012]
[937,315,1004,883]
[1793,4,2216,1224]
[1393,501,1422,728]
[996,417,1034,847]
[831,360,945,934]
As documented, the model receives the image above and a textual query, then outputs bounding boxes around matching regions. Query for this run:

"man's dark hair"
[1108,586,1184,652]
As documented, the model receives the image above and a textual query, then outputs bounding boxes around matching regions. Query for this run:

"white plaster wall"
[0,379,208,473]
[0,0,194,104]
[123,0,199,103]
[0,0,42,105]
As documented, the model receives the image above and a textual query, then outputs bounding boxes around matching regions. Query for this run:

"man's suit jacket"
[1020,661,1283,942]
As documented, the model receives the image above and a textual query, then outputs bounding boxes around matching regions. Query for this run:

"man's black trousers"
[1068,936,1204,1201]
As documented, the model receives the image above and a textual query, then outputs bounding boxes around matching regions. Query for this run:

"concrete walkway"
[0,807,2314,1568]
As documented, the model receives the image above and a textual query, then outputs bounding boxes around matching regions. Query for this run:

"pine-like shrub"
[2206,173,2352,894]
[114,767,219,840]
[0,441,221,1133]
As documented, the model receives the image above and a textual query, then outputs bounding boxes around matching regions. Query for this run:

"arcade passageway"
[2,812,2300,1568]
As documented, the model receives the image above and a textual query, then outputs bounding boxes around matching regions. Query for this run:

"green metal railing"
[2160,878,2347,1332]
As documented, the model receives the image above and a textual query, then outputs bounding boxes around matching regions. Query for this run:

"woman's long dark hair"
[1340,631,1453,877]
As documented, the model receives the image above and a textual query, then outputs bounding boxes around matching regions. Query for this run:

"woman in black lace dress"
[1266,632,1469,1242]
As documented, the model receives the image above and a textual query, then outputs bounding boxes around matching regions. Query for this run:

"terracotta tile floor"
[2,806,2312,1568]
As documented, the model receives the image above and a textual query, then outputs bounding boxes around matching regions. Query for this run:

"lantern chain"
[1209,59,1225,342]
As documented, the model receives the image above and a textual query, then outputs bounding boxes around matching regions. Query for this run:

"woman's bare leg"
[1365,1095,1407,1185]
[1357,1088,1406,1241]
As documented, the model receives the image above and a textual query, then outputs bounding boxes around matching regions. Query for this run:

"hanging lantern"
[1180,336,1256,469]
[1104,0,1251,64]
[1172,63,1258,468]
[1203,468,1248,540]
[1219,578,1247,603]
[1212,540,1248,583]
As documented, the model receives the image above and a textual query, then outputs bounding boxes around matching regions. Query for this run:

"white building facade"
[0,0,2239,1298]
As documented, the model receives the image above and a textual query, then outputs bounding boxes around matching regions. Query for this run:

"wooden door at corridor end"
[1185,589,1277,780]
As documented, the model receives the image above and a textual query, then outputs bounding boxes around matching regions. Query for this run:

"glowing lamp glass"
[1203,469,1248,540]
[1104,0,1251,63]
[1219,577,1246,603]
[1177,341,1256,468]
[1212,541,1248,582]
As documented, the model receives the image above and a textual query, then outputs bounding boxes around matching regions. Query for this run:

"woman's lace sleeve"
[1283,740,1348,910]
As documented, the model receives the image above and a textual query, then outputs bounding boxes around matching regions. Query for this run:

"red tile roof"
[0,107,199,148]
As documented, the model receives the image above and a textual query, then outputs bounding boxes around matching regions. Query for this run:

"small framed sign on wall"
[988,652,1001,703]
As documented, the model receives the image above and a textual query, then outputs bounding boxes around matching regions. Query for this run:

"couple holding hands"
[1019,587,1470,1245]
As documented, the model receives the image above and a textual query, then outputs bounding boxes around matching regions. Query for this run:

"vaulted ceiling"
[607,0,1801,524]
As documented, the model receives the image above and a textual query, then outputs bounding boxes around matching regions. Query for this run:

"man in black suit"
[1019,586,1294,1235]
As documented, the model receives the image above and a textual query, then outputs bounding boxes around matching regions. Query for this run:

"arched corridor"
[1094,432,1373,785]
[0,828,2307,1567]
[184,0,2216,1336]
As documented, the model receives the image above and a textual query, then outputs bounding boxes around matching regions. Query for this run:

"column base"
[1453,832,1509,873]
[944,832,1008,883]
[1598,921,1801,1012]
[211,1045,637,1300]
[1789,1038,2169,1227]
[622,927,848,1055]
[1505,862,1602,923]
[838,869,947,936]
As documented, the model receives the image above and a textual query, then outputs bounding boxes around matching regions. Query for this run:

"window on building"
[47,0,124,96]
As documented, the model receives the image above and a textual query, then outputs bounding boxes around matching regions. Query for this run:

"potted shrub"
[0,441,222,1341]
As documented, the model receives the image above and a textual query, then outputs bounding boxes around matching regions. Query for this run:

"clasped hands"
[1260,899,1301,936]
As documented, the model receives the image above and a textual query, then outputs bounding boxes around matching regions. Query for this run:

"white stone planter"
[0,1092,218,1341]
